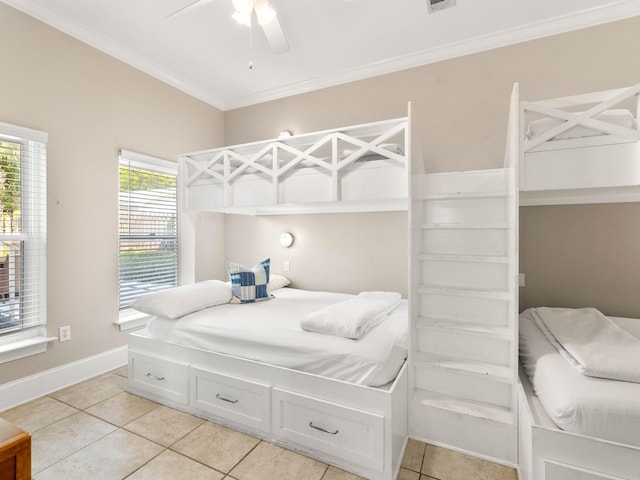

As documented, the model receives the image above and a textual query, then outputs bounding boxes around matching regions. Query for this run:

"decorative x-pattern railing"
[522,83,640,152]
[180,117,408,210]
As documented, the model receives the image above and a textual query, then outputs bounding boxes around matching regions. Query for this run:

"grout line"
[122,444,167,479]
[32,422,120,477]
[225,438,263,476]
[318,463,330,479]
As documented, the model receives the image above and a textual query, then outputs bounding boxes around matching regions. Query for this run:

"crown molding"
[3,0,640,111]
[2,0,226,109]
[224,1,640,109]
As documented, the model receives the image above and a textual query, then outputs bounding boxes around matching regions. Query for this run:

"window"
[0,121,47,361]
[118,150,177,310]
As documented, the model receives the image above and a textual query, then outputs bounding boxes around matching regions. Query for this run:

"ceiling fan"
[166,0,289,54]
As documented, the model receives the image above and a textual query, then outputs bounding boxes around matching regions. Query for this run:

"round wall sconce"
[279,232,294,248]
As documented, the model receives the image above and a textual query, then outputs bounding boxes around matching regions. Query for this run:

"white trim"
[0,327,56,364]
[224,0,640,109]
[119,149,177,175]
[0,121,48,144]
[3,0,640,110]
[0,0,225,109]
[115,308,151,332]
[0,345,128,411]
[519,185,640,206]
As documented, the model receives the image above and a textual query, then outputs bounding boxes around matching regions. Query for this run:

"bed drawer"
[545,459,627,480]
[128,351,189,405]
[190,366,270,433]
[272,388,384,471]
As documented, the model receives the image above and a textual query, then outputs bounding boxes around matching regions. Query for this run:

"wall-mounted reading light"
[279,232,294,248]
[278,131,292,139]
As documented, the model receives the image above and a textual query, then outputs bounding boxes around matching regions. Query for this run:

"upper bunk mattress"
[519,310,640,446]
[144,287,408,387]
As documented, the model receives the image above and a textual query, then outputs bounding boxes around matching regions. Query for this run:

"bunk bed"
[513,83,640,480]
[519,83,640,206]
[180,116,411,215]
[127,110,418,480]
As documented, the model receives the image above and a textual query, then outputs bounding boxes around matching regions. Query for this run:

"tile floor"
[1,366,518,480]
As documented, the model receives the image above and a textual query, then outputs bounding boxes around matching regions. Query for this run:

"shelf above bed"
[520,184,640,206]
[201,197,408,215]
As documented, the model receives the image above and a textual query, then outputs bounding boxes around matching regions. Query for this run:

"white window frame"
[115,149,177,331]
[0,121,53,364]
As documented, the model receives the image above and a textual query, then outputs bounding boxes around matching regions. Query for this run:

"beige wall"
[0,4,224,384]
[520,203,640,318]
[224,212,408,297]
[224,16,640,318]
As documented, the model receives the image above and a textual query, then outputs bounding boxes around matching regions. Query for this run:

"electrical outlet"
[284,261,290,272]
[59,325,71,342]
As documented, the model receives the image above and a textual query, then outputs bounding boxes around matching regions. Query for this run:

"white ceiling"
[4,0,640,110]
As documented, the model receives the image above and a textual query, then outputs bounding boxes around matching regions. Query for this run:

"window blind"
[0,122,47,335]
[119,150,177,309]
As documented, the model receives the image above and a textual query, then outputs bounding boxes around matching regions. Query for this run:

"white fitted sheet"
[519,311,640,446]
[145,287,408,387]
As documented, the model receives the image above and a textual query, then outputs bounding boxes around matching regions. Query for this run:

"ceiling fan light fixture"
[232,9,252,26]
[254,0,277,25]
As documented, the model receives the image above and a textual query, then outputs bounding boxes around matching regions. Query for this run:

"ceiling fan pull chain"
[248,12,253,70]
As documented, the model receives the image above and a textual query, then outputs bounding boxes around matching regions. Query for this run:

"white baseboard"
[0,345,128,411]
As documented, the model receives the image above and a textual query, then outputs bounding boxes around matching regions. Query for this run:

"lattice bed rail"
[516,81,640,202]
[522,82,640,152]
[179,117,410,214]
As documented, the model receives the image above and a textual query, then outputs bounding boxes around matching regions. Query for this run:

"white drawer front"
[545,460,627,480]
[129,351,189,405]
[190,366,270,433]
[272,388,384,471]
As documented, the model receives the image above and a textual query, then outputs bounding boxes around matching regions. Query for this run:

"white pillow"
[268,274,291,292]
[131,280,232,319]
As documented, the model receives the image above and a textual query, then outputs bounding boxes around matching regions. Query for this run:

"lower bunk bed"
[517,307,640,480]
[127,284,409,480]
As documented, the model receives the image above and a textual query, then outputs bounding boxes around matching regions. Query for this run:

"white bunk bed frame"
[520,82,640,206]
[513,83,640,480]
[180,116,411,215]
[128,108,420,480]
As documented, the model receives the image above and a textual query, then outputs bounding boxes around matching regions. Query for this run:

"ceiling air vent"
[426,0,456,13]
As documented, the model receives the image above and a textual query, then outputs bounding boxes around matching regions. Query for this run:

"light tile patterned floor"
[1,366,518,480]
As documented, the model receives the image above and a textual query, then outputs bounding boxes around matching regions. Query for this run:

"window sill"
[115,309,151,332]
[0,328,56,364]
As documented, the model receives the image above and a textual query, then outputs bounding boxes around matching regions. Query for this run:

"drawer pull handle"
[309,422,339,435]
[216,393,239,404]
[146,373,165,381]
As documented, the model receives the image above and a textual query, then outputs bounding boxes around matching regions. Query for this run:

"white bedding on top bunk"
[526,108,635,141]
[144,287,408,387]
[519,311,640,446]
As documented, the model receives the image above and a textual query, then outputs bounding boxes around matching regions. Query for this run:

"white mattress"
[519,311,640,446]
[145,287,408,387]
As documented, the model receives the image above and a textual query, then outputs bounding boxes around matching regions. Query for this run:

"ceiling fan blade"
[165,0,217,19]
[261,16,289,54]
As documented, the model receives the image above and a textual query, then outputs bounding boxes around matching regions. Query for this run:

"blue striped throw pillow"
[226,258,273,303]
